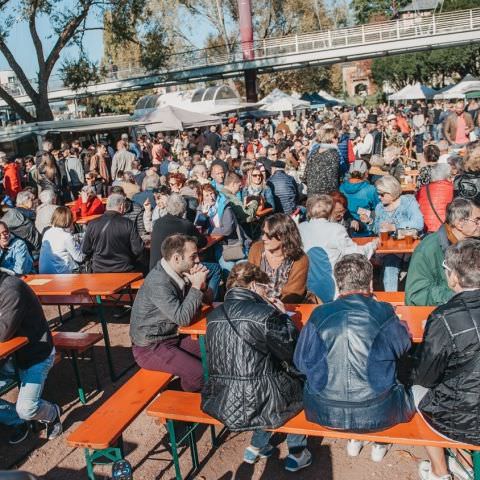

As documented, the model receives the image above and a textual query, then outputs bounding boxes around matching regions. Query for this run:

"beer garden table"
[353,236,420,254]
[23,273,142,381]
[0,337,28,360]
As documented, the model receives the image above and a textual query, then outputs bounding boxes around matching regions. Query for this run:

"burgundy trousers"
[132,336,204,392]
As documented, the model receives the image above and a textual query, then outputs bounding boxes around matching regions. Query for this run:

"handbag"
[221,223,245,262]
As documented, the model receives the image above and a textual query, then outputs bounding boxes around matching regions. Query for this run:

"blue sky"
[0,0,212,81]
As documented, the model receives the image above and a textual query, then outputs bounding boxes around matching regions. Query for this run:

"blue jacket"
[0,235,33,274]
[294,294,414,431]
[337,134,350,177]
[267,171,299,215]
[340,180,380,223]
[372,195,424,234]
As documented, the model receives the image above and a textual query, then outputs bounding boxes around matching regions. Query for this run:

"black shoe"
[45,404,63,440]
[8,422,31,445]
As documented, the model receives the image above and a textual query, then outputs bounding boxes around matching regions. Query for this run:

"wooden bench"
[52,332,104,404]
[147,390,480,480]
[67,369,173,480]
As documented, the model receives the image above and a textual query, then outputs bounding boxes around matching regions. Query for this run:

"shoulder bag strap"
[426,183,445,225]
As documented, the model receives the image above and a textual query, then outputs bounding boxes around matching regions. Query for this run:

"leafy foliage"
[59,55,103,91]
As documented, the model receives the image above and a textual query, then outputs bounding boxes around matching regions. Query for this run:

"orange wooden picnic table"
[0,337,28,359]
[24,273,142,381]
[353,236,420,254]
[179,303,434,344]
[74,214,102,225]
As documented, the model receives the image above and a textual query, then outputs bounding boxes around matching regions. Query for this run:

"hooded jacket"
[340,180,380,223]
[294,294,414,432]
[2,163,22,200]
[201,288,303,431]
[2,207,41,254]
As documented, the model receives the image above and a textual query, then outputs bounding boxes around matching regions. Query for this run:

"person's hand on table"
[269,297,286,313]
[351,220,360,231]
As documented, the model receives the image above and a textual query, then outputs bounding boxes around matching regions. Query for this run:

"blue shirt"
[0,236,33,274]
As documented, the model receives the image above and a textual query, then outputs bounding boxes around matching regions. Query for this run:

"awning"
[465,91,480,99]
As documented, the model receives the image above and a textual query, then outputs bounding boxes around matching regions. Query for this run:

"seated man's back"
[295,254,414,432]
[82,193,144,273]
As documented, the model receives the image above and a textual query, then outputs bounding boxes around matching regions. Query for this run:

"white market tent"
[136,105,221,132]
[388,83,438,101]
[433,75,480,100]
[258,88,310,112]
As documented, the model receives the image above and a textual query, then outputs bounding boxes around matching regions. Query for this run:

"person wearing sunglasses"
[241,168,275,210]
[412,239,480,480]
[363,175,424,291]
[248,213,308,303]
[406,197,480,306]
[201,262,312,473]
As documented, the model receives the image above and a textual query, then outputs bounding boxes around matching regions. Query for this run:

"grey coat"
[129,261,204,346]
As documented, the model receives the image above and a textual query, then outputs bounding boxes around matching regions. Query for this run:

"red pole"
[238,0,254,61]
[237,0,257,102]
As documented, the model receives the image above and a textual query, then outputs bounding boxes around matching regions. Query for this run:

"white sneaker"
[448,456,473,480]
[347,439,366,457]
[419,460,453,480]
[371,443,390,462]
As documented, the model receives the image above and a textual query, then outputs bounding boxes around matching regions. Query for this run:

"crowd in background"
[0,97,480,479]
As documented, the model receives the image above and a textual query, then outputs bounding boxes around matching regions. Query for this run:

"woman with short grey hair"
[361,175,424,291]
[35,189,57,234]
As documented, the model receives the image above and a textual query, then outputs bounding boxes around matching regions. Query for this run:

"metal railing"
[24,7,480,94]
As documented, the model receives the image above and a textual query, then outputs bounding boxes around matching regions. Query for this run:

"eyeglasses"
[252,174,262,178]
[464,217,480,226]
[262,230,278,240]
[169,182,179,187]
[442,260,452,273]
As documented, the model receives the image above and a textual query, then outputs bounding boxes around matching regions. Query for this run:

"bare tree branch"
[45,0,94,75]
[0,39,39,102]
[0,85,35,122]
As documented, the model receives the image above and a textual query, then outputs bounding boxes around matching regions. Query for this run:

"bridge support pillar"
[244,69,258,103]
[238,0,257,102]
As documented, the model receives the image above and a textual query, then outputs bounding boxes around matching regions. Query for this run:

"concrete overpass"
[2,7,480,107]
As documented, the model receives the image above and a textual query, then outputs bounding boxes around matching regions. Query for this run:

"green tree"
[351,0,409,24]
[0,0,169,123]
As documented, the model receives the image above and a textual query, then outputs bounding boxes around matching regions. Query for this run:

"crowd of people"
[0,97,479,479]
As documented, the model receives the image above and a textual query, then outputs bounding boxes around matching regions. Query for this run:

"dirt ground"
[0,305,425,479]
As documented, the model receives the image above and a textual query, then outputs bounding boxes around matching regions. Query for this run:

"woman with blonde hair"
[241,167,275,209]
[39,206,85,273]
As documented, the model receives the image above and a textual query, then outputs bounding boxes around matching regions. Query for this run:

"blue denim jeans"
[203,262,222,301]
[0,349,57,427]
[251,430,307,455]
[433,124,443,142]
[382,254,403,291]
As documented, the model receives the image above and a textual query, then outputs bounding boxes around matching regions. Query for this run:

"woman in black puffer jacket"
[201,262,312,472]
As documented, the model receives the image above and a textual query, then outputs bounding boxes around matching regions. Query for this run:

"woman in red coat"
[416,163,453,233]
[73,185,105,220]
[1,158,22,200]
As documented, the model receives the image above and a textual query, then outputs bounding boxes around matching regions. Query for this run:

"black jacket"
[2,207,41,254]
[123,198,146,238]
[149,214,207,270]
[0,273,53,369]
[305,146,340,195]
[413,289,480,445]
[82,210,144,273]
[201,288,303,431]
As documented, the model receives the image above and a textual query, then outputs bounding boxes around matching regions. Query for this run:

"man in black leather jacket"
[413,238,480,480]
